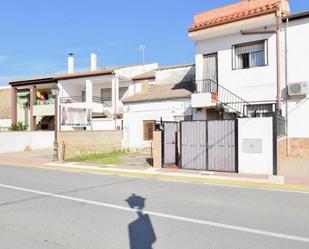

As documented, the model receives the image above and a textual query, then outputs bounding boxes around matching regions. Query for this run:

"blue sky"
[0,0,308,85]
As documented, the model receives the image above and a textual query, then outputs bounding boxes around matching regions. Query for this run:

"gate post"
[235,119,239,173]
[272,114,278,175]
[152,130,163,168]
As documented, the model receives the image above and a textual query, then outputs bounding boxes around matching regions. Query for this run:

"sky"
[0,0,308,85]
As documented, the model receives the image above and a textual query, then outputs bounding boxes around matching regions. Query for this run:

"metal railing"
[195,79,256,117]
[60,96,104,104]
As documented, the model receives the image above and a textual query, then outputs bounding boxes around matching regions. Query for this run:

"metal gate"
[207,120,237,172]
[180,120,238,172]
[181,121,207,170]
[163,122,179,165]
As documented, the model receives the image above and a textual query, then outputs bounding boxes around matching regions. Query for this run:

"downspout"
[276,9,282,112]
[285,17,289,156]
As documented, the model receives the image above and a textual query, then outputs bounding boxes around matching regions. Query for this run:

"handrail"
[195,79,256,117]
[60,96,104,104]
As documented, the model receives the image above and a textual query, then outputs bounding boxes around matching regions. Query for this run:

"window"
[174,116,192,122]
[119,87,128,100]
[232,40,267,69]
[143,120,155,141]
[247,104,275,117]
[101,88,112,107]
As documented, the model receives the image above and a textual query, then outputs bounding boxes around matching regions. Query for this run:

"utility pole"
[139,44,146,64]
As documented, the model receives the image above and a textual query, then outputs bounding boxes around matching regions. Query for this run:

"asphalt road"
[0,165,308,249]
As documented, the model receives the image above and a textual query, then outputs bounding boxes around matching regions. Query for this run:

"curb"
[1,162,309,193]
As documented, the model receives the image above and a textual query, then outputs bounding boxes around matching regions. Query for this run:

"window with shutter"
[143,120,155,141]
[232,40,267,70]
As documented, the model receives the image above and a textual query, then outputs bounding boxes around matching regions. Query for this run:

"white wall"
[283,98,309,138]
[156,66,195,85]
[92,119,115,131]
[0,131,54,153]
[195,32,277,102]
[123,99,192,149]
[0,119,11,129]
[115,63,158,79]
[286,17,309,84]
[238,117,274,175]
[283,17,309,138]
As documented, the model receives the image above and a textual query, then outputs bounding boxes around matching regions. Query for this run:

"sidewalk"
[0,150,309,192]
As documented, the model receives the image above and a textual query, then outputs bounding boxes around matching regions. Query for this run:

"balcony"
[192,79,256,117]
[191,80,218,108]
[60,96,110,114]
[33,97,55,116]
[33,104,55,116]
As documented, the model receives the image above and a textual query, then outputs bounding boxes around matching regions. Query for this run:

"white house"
[58,53,158,131]
[0,86,11,130]
[9,53,158,132]
[189,0,309,156]
[122,64,195,150]
[282,12,309,147]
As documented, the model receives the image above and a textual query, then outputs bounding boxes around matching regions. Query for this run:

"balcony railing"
[195,79,256,117]
[60,96,104,104]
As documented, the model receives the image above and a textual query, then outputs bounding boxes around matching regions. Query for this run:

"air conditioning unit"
[288,82,308,96]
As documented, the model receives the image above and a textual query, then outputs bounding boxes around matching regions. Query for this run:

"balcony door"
[203,53,218,93]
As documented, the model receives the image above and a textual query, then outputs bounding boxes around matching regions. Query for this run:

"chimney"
[68,53,74,74]
[91,53,98,71]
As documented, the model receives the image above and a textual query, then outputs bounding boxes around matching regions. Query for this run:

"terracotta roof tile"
[189,0,290,32]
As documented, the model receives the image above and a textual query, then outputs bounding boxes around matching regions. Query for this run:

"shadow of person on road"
[126,194,156,249]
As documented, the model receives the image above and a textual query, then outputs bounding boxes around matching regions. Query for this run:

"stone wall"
[58,130,123,160]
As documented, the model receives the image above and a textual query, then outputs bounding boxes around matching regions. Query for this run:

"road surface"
[0,164,308,249]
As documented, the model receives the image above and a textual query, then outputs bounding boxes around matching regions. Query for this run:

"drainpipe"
[285,17,289,156]
[276,9,282,112]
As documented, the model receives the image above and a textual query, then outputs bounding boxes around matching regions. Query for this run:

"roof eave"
[282,11,309,22]
[189,9,278,33]
[9,77,57,87]
[55,70,114,80]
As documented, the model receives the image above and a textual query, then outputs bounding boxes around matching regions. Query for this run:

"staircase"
[195,79,256,118]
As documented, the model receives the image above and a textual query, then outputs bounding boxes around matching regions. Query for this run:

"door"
[163,122,178,165]
[181,121,207,170]
[207,120,236,172]
[202,53,218,92]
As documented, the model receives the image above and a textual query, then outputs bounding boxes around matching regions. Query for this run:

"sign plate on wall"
[242,139,263,154]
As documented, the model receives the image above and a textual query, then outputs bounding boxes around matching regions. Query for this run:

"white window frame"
[232,40,268,70]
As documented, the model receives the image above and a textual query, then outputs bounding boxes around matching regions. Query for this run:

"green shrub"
[9,122,29,131]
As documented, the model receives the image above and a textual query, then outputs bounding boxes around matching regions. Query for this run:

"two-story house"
[189,0,309,156]
[9,53,158,132]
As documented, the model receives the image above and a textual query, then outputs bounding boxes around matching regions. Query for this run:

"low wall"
[238,117,274,175]
[58,130,123,160]
[0,119,11,131]
[0,131,54,153]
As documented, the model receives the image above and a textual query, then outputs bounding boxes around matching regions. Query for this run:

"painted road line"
[160,179,191,183]
[0,183,308,244]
